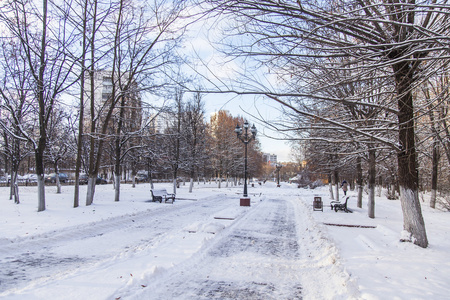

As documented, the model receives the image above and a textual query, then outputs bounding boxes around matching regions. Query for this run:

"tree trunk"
[430,140,439,209]
[377,176,382,197]
[13,183,19,204]
[73,172,81,208]
[114,136,121,201]
[149,170,154,190]
[9,171,15,200]
[85,0,99,207]
[356,156,363,208]
[393,61,428,248]
[115,174,121,202]
[55,167,61,194]
[334,170,339,200]
[86,176,97,205]
[112,172,116,190]
[36,0,48,212]
[428,103,440,209]
[173,179,177,195]
[56,176,61,194]
[368,147,376,219]
[328,173,334,200]
[131,164,137,188]
[74,0,88,208]
[11,170,19,203]
[189,178,194,193]
[37,175,45,212]
[36,151,46,212]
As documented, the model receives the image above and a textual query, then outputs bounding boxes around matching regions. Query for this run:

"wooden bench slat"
[330,197,351,213]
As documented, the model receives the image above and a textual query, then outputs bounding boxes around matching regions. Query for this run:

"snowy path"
[0,189,354,299]
[124,198,303,299]
[116,196,354,300]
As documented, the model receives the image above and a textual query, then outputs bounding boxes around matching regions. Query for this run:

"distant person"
[341,180,348,195]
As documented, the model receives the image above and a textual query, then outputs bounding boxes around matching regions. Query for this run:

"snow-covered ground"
[0,181,449,299]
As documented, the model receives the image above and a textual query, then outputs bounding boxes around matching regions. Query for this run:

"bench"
[330,197,352,213]
[150,189,175,203]
[313,196,323,211]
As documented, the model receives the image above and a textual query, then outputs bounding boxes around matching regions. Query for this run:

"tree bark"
[114,97,125,201]
[393,60,428,248]
[86,176,97,205]
[37,175,45,212]
[189,178,194,193]
[430,140,439,209]
[74,0,89,208]
[13,183,19,204]
[356,155,363,208]
[36,0,48,212]
[36,150,46,212]
[377,176,382,197]
[85,0,98,207]
[334,169,339,200]
[115,174,121,202]
[328,173,334,200]
[368,147,376,219]
[173,178,177,195]
[428,102,440,209]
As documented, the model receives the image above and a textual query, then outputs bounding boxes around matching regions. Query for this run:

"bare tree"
[0,39,36,203]
[181,92,208,192]
[68,0,92,208]
[163,88,184,194]
[1,0,81,211]
[416,74,450,207]
[317,68,396,217]
[200,0,450,247]
[83,0,188,205]
[44,109,73,194]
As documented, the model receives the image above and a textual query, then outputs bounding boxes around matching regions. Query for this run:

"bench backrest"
[151,189,168,196]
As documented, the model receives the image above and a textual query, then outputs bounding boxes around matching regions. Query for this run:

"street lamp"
[275,163,283,187]
[235,120,257,200]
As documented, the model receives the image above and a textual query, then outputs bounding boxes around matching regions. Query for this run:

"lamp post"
[276,163,282,187]
[235,121,257,201]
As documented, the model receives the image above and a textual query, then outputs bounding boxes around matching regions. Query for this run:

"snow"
[0,182,449,299]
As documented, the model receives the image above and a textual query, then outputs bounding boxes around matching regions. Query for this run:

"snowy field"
[0,181,449,299]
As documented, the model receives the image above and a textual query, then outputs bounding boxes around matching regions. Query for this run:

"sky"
[182,11,296,163]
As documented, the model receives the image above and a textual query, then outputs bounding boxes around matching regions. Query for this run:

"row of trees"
[0,0,269,212]
[0,75,265,205]
[0,0,193,211]
[144,99,264,194]
[200,0,450,248]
